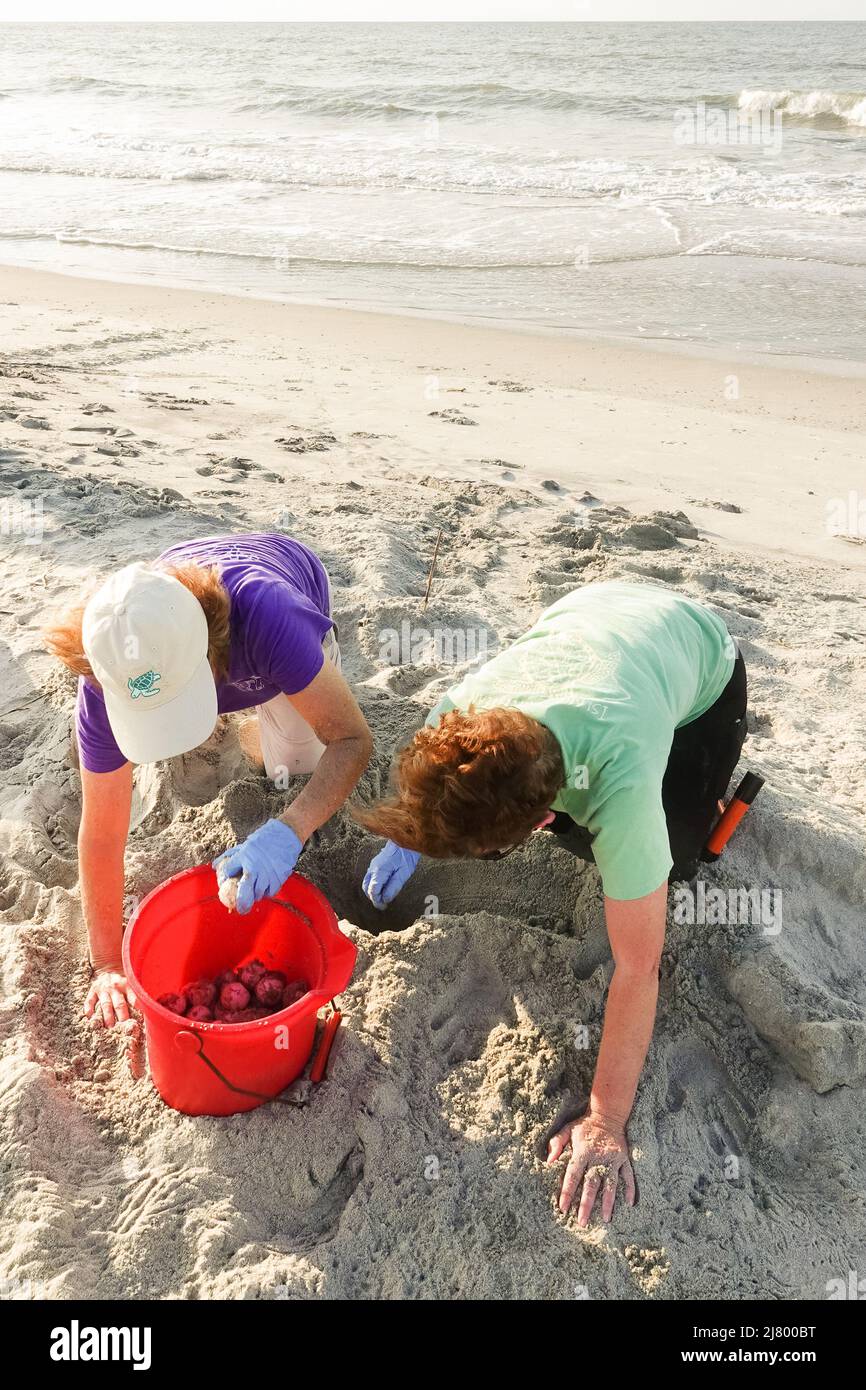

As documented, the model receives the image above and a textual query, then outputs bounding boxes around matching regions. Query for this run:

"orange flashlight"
[702,771,765,861]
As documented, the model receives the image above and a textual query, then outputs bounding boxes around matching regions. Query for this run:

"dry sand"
[1,265,865,1300]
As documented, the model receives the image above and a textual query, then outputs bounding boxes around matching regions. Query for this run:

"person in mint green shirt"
[355,580,749,1229]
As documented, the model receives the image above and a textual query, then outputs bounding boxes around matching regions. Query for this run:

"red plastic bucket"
[122,863,357,1116]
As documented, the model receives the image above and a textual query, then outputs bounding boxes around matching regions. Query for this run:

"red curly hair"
[353,706,564,858]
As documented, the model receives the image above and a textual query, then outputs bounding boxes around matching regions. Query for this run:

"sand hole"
[301,830,584,936]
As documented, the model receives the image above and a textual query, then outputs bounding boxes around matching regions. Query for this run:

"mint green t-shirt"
[427,581,736,900]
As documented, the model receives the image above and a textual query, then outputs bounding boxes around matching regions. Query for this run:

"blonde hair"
[43,561,232,681]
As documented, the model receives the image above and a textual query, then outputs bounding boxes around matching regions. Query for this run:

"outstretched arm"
[214,660,373,913]
[79,761,135,1027]
[279,659,373,843]
[589,882,667,1124]
[548,880,667,1225]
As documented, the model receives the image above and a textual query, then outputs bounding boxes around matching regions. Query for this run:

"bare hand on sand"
[547,1113,636,1227]
[85,968,143,1077]
[85,967,137,1030]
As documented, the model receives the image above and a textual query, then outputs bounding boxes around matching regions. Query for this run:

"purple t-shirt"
[76,533,334,773]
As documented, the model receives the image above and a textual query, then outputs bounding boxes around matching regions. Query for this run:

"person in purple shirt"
[45,533,373,1029]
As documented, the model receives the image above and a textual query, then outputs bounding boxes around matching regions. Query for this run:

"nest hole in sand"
[300,829,588,936]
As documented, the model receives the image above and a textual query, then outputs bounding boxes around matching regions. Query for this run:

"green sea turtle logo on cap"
[128,669,161,699]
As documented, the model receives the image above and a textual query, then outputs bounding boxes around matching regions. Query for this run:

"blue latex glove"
[363,841,420,909]
[213,818,302,915]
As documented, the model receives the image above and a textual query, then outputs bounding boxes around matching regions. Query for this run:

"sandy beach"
[1,263,865,1300]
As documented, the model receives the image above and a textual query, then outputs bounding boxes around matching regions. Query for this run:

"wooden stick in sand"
[423,528,443,610]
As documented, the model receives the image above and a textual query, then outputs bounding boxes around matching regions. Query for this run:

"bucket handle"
[176,1000,343,1107]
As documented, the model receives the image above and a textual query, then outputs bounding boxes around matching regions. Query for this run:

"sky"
[1,3,863,20]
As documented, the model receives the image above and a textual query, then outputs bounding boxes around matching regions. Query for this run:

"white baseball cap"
[82,563,218,765]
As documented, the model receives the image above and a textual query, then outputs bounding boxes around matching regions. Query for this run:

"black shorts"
[545,652,748,885]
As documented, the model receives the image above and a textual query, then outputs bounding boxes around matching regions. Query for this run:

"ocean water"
[1,21,866,360]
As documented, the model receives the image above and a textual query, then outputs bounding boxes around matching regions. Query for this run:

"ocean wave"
[9,227,675,271]
[235,81,587,119]
[0,227,854,273]
[1,153,863,218]
[737,89,866,128]
[683,230,866,268]
[0,158,245,184]
[45,74,185,99]
[49,232,581,270]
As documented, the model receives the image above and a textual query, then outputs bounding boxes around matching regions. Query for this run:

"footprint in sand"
[620,521,681,551]
[428,408,477,426]
[625,562,685,584]
[198,454,261,483]
[687,498,744,514]
[429,955,515,1067]
[95,441,140,459]
[656,1038,756,1204]
[143,392,210,411]
[275,431,337,452]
